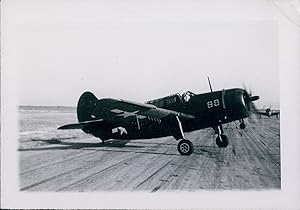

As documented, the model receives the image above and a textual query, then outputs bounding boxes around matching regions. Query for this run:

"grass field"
[19,106,280,191]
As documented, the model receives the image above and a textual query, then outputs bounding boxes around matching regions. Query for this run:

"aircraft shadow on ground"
[19,137,224,158]
[20,138,143,150]
[18,140,181,157]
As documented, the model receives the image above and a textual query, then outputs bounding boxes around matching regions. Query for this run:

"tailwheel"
[216,134,229,148]
[177,139,194,156]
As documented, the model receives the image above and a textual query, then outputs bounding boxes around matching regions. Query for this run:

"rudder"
[77,91,98,122]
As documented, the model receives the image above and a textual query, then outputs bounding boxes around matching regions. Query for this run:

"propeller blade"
[242,83,260,124]
[248,99,259,123]
[242,84,260,116]
[250,95,259,102]
[248,112,259,123]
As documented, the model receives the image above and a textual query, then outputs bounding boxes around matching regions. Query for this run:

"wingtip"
[57,125,66,130]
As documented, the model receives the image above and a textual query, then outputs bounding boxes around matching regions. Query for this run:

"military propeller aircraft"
[256,106,280,119]
[58,79,259,155]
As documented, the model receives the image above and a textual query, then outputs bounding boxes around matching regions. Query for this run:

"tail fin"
[77,91,98,122]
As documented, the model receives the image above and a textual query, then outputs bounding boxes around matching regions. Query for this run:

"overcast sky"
[7,1,279,108]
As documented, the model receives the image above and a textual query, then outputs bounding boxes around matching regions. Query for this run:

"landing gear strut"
[215,125,229,148]
[172,116,194,156]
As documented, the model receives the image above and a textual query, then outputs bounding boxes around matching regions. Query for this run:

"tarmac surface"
[19,111,280,192]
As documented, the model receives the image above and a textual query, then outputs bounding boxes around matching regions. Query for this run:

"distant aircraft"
[58,79,259,155]
[256,106,280,119]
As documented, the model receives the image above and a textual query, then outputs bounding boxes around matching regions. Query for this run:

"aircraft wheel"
[216,134,229,148]
[177,139,194,156]
[239,122,246,129]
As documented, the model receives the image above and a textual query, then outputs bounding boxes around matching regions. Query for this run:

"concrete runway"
[19,118,280,191]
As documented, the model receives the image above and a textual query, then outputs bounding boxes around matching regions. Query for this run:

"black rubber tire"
[216,134,229,148]
[240,123,246,129]
[177,139,194,156]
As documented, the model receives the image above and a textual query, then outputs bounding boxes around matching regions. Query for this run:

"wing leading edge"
[118,99,195,120]
[58,119,104,130]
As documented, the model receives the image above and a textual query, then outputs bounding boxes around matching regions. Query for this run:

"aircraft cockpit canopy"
[145,91,196,108]
[182,91,196,102]
[183,91,196,96]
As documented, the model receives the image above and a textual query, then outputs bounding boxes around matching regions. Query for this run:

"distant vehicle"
[58,79,259,155]
[256,106,280,119]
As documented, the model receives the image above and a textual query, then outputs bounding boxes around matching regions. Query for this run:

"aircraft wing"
[114,99,195,120]
[270,111,280,116]
[255,109,280,116]
[58,119,104,130]
[271,110,280,114]
[255,111,269,116]
[58,98,195,130]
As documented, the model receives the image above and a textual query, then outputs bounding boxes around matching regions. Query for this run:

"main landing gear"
[173,117,230,155]
[177,139,194,156]
[215,126,229,148]
[216,134,229,147]
[172,116,194,156]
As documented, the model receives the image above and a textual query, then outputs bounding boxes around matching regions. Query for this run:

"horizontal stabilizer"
[58,119,104,130]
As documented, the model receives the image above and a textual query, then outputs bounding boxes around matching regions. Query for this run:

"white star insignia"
[110,109,146,119]
[112,127,128,135]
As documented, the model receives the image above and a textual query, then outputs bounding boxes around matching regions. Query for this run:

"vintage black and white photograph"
[1,0,300,209]
[18,19,281,192]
